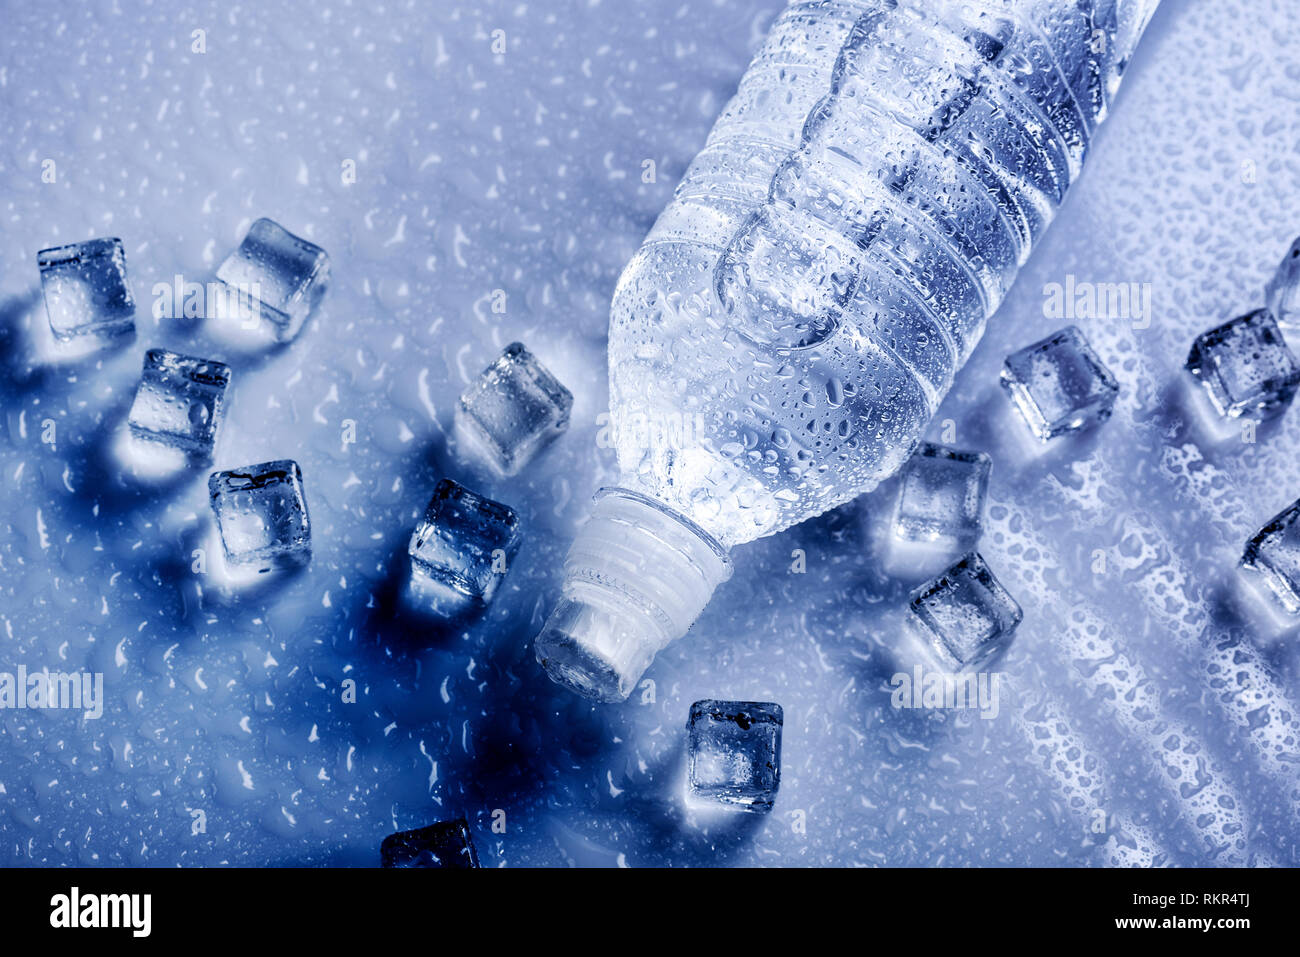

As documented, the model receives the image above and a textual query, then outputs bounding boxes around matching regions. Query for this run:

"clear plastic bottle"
[536,0,1161,701]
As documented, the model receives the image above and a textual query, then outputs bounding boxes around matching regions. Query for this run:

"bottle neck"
[534,488,732,702]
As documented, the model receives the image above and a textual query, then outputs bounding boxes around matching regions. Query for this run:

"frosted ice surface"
[215,218,329,342]
[408,477,522,611]
[686,700,782,813]
[381,818,480,868]
[908,552,1023,672]
[37,237,136,341]
[1000,326,1119,441]
[455,342,573,476]
[127,349,231,459]
[892,442,991,547]
[1186,308,1300,418]
[209,460,312,572]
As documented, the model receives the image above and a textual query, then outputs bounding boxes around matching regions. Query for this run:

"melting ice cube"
[1240,498,1300,617]
[408,478,522,614]
[1186,308,1300,419]
[127,349,231,460]
[686,699,783,813]
[908,552,1022,672]
[215,218,329,342]
[1001,325,1119,441]
[455,342,573,475]
[208,459,312,572]
[380,818,480,868]
[892,442,991,548]
[37,237,136,342]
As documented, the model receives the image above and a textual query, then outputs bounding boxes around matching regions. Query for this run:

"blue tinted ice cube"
[1186,308,1300,419]
[37,237,136,341]
[908,552,1022,672]
[127,349,231,459]
[408,478,522,609]
[1264,236,1300,329]
[893,442,991,547]
[208,460,311,572]
[1241,498,1300,617]
[455,342,573,475]
[686,699,782,813]
[215,218,329,342]
[1001,325,1119,441]
[381,818,479,868]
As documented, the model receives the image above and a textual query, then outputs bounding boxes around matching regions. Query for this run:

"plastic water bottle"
[536,0,1161,701]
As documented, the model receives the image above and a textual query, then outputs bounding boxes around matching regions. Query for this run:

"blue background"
[1,0,1298,866]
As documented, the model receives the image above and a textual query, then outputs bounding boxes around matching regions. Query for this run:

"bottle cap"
[535,488,732,702]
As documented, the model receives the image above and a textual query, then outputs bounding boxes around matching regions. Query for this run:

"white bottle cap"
[534,488,732,702]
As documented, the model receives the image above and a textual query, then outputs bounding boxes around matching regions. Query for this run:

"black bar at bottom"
[0,865,1278,943]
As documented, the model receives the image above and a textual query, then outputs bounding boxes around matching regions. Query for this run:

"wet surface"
[0,0,1297,866]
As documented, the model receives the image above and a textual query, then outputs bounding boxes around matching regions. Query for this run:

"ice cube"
[381,818,480,868]
[127,349,231,459]
[1240,498,1300,616]
[686,699,783,813]
[408,478,522,610]
[1001,325,1119,441]
[455,342,573,475]
[1186,308,1300,419]
[208,459,311,572]
[892,442,992,547]
[37,237,136,342]
[908,552,1022,672]
[1264,236,1300,328]
[214,218,329,342]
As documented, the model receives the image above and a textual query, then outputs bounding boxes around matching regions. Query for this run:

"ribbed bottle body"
[608,0,1158,545]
